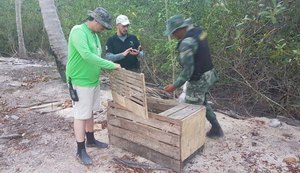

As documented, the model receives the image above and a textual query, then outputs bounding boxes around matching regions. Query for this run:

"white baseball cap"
[116,15,130,25]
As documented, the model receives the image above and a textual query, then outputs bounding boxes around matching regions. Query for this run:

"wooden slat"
[108,114,180,147]
[108,124,180,159]
[108,104,181,135]
[109,135,182,173]
[181,106,206,161]
[169,104,200,120]
[113,91,144,106]
[112,72,143,86]
[109,101,181,125]
[148,112,181,126]
[159,104,189,117]
[137,73,147,110]
[111,91,144,107]
[111,86,144,102]
[111,92,147,118]
[110,69,144,91]
[112,69,144,80]
[110,84,144,102]
[147,97,177,105]
[109,69,148,119]
[110,77,144,93]
[147,97,178,113]
[111,75,144,91]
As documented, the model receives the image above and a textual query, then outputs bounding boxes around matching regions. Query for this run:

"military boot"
[206,119,224,138]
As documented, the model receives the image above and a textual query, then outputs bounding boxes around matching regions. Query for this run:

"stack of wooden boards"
[108,69,206,172]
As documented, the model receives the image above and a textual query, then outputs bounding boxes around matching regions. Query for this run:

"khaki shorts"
[72,85,101,120]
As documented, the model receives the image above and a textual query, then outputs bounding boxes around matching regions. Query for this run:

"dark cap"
[164,15,192,36]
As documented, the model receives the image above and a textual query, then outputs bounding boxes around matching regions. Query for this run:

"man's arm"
[71,28,116,69]
[173,37,198,88]
[105,52,125,62]
[105,37,133,61]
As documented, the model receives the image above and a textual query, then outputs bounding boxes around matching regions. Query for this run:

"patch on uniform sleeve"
[105,45,108,50]
[179,37,197,52]
[199,31,208,41]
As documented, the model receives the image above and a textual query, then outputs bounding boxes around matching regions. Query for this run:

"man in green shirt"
[66,7,121,165]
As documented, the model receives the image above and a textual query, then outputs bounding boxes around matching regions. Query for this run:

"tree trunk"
[38,0,67,82]
[15,0,27,59]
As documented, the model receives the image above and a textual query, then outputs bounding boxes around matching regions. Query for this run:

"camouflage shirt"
[173,26,198,88]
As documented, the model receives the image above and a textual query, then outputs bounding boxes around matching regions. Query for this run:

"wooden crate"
[108,69,206,172]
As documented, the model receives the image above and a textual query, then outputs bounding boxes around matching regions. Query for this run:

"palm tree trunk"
[38,0,67,82]
[15,0,27,59]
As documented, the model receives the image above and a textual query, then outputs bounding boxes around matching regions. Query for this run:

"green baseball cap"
[88,7,112,30]
[163,15,192,36]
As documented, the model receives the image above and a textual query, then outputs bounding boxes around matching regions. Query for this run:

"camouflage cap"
[88,7,112,30]
[163,15,192,36]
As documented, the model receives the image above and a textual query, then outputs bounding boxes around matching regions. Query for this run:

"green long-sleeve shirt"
[66,23,116,87]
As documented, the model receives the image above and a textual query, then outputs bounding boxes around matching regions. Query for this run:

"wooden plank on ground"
[109,135,182,172]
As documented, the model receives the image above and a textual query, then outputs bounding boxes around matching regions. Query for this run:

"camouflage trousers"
[185,68,219,122]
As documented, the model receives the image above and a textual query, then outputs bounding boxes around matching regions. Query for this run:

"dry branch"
[0,133,24,139]
[231,67,286,110]
[16,100,60,108]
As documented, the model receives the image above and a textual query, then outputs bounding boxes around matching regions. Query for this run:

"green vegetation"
[0,0,299,118]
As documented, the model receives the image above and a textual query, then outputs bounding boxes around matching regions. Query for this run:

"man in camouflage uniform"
[164,15,224,138]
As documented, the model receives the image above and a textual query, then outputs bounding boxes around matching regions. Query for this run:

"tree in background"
[38,0,67,82]
[15,0,27,59]
[0,0,298,119]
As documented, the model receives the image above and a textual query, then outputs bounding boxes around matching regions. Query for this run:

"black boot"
[206,119,224,138]
[76,141,92,165]
[86,132,108,149]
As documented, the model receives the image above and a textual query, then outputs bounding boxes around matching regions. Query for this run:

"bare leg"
[85,116,108,149]
[85,117,94,132]
[74,119,86,142]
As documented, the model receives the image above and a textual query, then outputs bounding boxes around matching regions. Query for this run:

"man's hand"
[122,48,133,57]
[129,49,139,56]
[164,84,176,93]
[114,63,121,70]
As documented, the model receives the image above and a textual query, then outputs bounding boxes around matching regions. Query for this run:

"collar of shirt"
[118,35,128,42]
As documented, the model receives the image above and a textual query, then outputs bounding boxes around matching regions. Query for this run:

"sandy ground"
[0,57,299,173]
